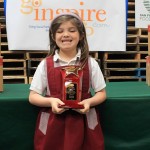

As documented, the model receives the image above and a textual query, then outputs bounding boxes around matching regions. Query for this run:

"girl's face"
[54,21,80,53]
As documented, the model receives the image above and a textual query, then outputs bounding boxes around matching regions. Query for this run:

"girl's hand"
[51,98,68,114]
[73,99,90,114]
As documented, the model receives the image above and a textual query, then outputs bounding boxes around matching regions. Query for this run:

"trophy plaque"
[60,66,84,109]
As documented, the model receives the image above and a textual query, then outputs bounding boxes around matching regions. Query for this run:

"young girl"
[29,12,106,150]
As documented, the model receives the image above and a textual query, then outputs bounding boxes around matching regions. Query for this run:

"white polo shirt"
[30,50,106,95]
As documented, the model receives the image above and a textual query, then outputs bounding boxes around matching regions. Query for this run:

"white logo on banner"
[135,0,150,28]
[6,0,127,51]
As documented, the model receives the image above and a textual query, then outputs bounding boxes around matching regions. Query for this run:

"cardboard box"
[0,56,3,92]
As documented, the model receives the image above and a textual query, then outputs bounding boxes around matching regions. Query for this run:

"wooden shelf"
[0,0,149,83]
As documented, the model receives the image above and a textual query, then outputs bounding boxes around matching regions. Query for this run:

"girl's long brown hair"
[48,14,89,67]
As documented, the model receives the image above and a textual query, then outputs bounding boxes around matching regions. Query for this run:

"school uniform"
[30,50,106,150]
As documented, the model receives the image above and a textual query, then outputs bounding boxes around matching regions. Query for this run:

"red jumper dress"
[34,56,104,150]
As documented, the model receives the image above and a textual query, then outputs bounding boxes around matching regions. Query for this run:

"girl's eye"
[69,28,77,32]
[69,29,76,32]
[56,28,77,33]
[56,29,63,33]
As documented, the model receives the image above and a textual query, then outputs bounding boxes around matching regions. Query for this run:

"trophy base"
[59,103,84,109]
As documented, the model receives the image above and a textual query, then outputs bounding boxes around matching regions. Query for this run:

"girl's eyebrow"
[57,26,77,30]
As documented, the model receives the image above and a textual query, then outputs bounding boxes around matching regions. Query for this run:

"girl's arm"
[86,88,106,107]
[76,88,106,114]
[29,90,66,114]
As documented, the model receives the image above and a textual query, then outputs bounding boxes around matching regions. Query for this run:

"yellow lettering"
[56,9,64,15]
[70,9,79,15]
[96,10,106,22]
[84,22,94,36]
[32,0,42,7]
[20,0,33,14]
[86,9,96,21]
[34,9,40,20]
[25,1,107,23]
[34,8,54,21]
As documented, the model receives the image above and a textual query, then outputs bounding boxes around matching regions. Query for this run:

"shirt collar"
[53,49,81,62]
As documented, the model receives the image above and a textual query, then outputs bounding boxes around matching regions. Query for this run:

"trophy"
[59,66,84,109]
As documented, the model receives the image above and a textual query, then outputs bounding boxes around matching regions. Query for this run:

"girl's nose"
[63,31,69,37]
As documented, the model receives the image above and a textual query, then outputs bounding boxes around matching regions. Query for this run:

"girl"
[29,12,106,150]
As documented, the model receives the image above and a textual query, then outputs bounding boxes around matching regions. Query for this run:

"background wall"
[0,0,148,84]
